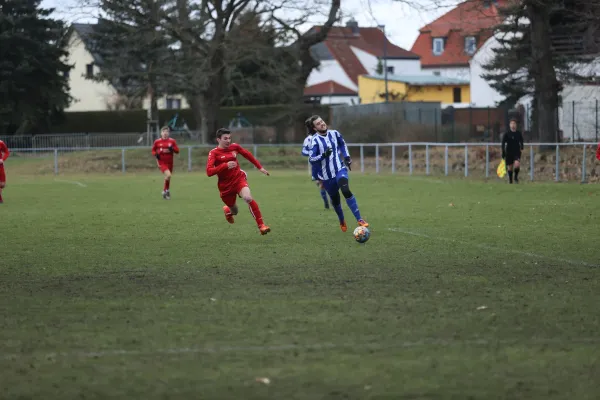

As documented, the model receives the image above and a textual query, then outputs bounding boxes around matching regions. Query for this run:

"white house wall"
[65,31,119,112]
[142,96,191,110]
[350,46,421,76]
[386,59,422,75]
[350,46,378,75]
[306,59,358,91]
[469,35,506,107]
[423,66,470,81]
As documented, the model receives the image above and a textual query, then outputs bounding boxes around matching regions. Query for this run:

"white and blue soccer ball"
[353,226,370,244]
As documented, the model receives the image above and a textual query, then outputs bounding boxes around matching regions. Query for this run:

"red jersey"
[0,140,9,162]
[596,143,600,161]
[152,138,179,163]
[206,143,262,191]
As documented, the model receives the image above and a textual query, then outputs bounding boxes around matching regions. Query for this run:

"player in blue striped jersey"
[307,115,369,232]
[303,122,330,209]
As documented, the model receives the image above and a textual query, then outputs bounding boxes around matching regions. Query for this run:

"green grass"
[1,170,600,399]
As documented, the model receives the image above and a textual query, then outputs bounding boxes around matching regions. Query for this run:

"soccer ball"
[353,226,370,244]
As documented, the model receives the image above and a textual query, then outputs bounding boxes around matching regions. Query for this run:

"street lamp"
[378,24,389,103]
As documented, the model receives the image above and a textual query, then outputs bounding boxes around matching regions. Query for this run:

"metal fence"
[560,100,600,142]
[521,100,600,142]
[9,142,600,183]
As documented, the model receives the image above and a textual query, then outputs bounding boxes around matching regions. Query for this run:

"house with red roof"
[304,19,421,105]
[409,0,506,82]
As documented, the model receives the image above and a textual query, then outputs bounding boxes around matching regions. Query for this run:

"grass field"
[1,169,600,399]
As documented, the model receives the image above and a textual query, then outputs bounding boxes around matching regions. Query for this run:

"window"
[386,66,394,74]
[166,98,181,109]
[465,36,477,55]
[86,63,94,78]
[433,38,444,55]
[453,87,462,103]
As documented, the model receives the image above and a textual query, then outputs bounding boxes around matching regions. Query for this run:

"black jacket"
[502,130,524,158]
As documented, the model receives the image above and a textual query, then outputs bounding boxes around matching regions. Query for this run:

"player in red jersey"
[151,126,180,200]
[206,128,271,235]
[0,140,9,204]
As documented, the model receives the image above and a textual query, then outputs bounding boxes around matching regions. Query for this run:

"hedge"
[49,104,331,134]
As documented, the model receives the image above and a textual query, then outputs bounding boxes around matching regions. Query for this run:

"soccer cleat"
[165,190,171,200]
[357,219,369,227]
[340,221,347,232]
[223,206,235,224]
[259,224,271,235]
[162,190,168,199]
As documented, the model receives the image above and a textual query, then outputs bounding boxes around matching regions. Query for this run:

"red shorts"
[219,173,249,207]
[158,162,173,173]
[0,165,5,184]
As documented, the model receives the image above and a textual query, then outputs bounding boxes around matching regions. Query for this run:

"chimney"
[346,18,359,36]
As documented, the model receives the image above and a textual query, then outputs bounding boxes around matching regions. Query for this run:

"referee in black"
[501,117,524,184]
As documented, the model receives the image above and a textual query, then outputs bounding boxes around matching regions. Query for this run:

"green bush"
[50,104,331,134]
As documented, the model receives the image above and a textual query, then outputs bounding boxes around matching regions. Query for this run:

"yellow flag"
[496,159,506,178]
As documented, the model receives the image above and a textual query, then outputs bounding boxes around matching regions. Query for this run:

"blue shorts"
[321,168,349,196]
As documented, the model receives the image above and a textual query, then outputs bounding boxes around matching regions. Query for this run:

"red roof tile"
[310,26,419,85]
[411,0,508,67]
[304,80,357,96]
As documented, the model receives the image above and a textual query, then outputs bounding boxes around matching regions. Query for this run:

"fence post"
[54,149,58,175]
[464,145,468,177]
[444,145,449,176]
[408,144,413,175]
[122,148,126,173]
[391,145,396,174]
[426,144,430,175]
[596,99,598,143]
[572,101,575,142]
[555,144,560,182]
[434,111,438,141]
[360,144,364,173]
[375,144,379,174]
[187,147,192,172]
[485,144,489,178]
[253,145,258,160]
[530,145,534,181]
[581,144,587,183]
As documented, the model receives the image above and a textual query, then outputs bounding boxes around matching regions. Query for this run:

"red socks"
[164,179,170,191]
[248,200,264,226]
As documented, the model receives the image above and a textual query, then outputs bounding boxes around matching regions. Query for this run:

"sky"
[40,0,456,50]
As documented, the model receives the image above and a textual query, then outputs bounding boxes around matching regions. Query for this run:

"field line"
[388,227,598,267]
[3,337,600,361]
[54,179,87,187]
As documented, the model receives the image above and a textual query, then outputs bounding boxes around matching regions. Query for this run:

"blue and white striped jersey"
[302,134,321,180]
[301,135,313,156]
[308,130,350,180]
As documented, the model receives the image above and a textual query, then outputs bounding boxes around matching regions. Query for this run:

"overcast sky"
[40,0,457,50]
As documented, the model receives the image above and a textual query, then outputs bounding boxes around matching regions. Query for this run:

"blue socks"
[333,203,345,223]
[345,196,362,221]
[320,189,329,208]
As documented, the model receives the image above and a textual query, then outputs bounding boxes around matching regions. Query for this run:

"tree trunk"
[189,91,221,145]
[528,1,560,144]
